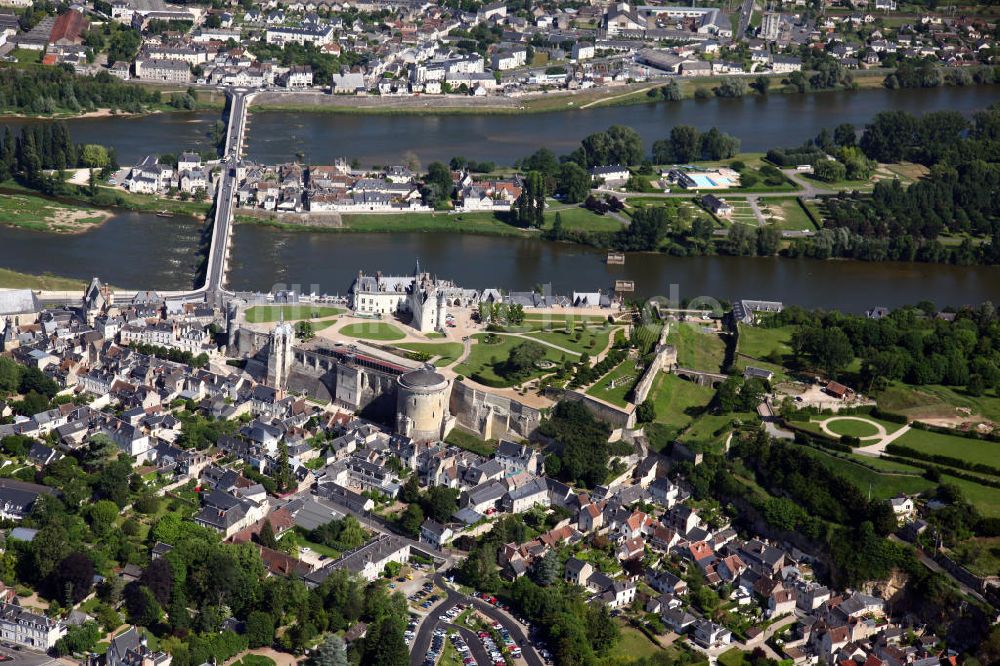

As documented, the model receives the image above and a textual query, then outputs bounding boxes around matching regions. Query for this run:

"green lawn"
[454,333,570,387]
[396,342,464,367]
[0,267,87,291]
[796,446,935,500]
[445,429,498,456]
[613,626,664,663]
[952,537,1000,577]
[894,428,1000,470]
[524,326,611,355]
[649,373,715,432]
[244,304,343,323]
[231,656,276,666]
[736,324,793,363]
[942,475,1000,519]
[825,418,882,438]
[586,358,641,407]
[759,197,816,232]
[666,322,726,372]
[545,203,626,232]
[339,322,406,341]
[676,412,753,454]
[876,383,1000,422]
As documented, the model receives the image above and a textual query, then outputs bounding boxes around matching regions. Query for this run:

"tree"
[516,171,545,228]
[653,125,700,164]
[273,441,295,493]
[636,399,655,423]
[813,159,847,183]
[310,634,348,666]
[530,550,561,586]
[424,161,453,204]
[246,611,276,648]
[699,128,741,160]
[140,558,173,607]
[123,583,162,627]
[423,486,459,523]
[362,613,409,666]
[398,503,424,537]
[258,518,278,548]
[88,499,120,537]
[557,161,591,204]
[295,321,315,341]
[50,552,95,605]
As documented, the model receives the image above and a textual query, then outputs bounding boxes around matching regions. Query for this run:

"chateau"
[349,263,478,333]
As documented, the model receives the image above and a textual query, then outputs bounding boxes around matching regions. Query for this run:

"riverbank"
[247,69,896,117]
[235,208,536,236]
[0,267,87,290]
[0,188,114,233]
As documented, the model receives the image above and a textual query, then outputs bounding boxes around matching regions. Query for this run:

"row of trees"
[0,67,160,116]
[0,123,119,192]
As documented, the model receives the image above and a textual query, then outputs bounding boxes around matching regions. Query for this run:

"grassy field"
[610,626,664,664]
[95,186,211,217]
[0,268,87,290]
[524,326,610,355]
[796,446,935,500]
[396,341,464,367]
[586,358,641,407]
[646,373,715,441]
[894,427,1000,469]
[666,322,726,372]
[759,197,816,232]
[522,313,611,328]
[942,475,1000,518]
[445,429,498,456]
[545,203,626,232]
[736,324,793,363]
[951,537,1000,577]
[0,192,110,233]
[676,412,753,453]
[339,322,406,341]
[244,304,342,323]
[340,211,528,235]
[455,333,570,386]
[825,418,882,438]
[876,383,1000,422]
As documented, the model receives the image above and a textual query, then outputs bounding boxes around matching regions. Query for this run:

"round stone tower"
[395,364,451,443]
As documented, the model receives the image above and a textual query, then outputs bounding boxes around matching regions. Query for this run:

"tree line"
[0,67,161,116]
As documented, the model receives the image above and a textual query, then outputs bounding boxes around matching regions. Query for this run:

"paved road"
[409,585,464,666]
[736,0,754,40]
[434,574,545,666]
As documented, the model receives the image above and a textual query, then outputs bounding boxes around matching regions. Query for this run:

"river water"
[1,86,999,306]
[0,212,204,289]
[242,85,1000,166]
[226,229,1000,311]
[0,85,996,166]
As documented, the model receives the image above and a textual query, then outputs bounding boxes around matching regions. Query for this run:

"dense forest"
[0,67,162,115]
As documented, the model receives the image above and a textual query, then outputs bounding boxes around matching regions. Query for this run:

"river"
[226,229,1000,311]
[243,85,1000,166]
[0,212,204,290]
[0,85,997,166]
[2,85,1000,307]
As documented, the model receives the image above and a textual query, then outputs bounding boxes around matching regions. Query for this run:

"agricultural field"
[951,536,1000,577]
[244,304,343,323]
[338,322,406,341]
[665,322,726,373]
